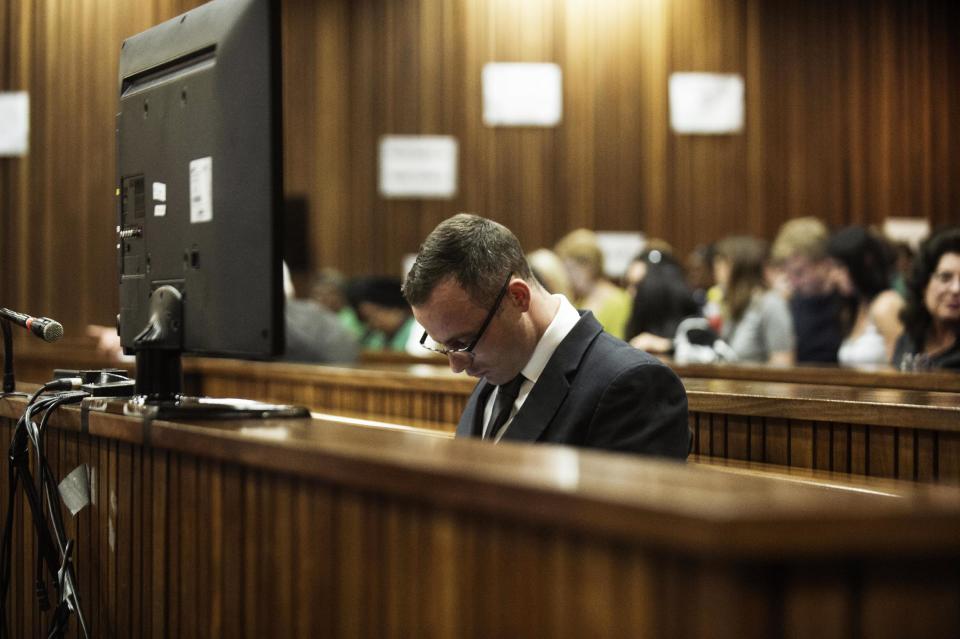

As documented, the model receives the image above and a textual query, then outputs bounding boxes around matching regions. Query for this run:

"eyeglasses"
[420,274,512,358]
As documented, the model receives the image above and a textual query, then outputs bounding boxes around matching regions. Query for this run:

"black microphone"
[0,308,64,343]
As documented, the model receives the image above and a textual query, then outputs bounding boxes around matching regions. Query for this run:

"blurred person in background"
[554,229,632,339]
[623,238,674,297]
[889,241,916,299]
[770,217,845,363]
[827,226,904,365]
[624,249,700,354]
[527,248,574,299]
[282,262,359,363]
[346,276,430,356]
[88,263,359,364]
[893,227,960,371]
[684,244,715,312]
[713,236,795,365]
[311,267,365,339]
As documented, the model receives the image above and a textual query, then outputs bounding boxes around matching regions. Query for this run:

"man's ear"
[506,278,532,312]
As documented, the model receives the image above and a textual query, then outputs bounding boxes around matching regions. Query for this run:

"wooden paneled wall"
[1,0,958,332]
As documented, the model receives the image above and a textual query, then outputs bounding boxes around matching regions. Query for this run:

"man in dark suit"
[402,214,689,458]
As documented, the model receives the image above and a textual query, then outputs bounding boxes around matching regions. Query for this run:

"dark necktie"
[485,374,525,440]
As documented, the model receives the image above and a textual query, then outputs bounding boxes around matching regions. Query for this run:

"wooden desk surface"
[3,392,960,638]
[186,357,960,432]
[666,359,960,392]
[3,393,959,558]
[361,350,960,393]
[14,334,960,395]
[682,377,960,432]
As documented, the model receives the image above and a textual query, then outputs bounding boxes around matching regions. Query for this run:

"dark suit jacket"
[456,312,690,459]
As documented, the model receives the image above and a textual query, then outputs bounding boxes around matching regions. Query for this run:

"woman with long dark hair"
[625,249,699,354]
[827,226,903,365]
[893,227,960,371]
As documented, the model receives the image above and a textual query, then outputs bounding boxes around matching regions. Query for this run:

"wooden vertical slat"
[850,425,868,477]
[749,416,765,463]
[831,423,850,475]
[789,421,814,469]
[167,454,181,639]
[783,569,852,639]
[860,561,960,639]
[869,426,898,480]
[937,432,960,485]
[218,464,243,638]
[116,442,133,636]
[764,419,789,467]
[241,469,258,639]
[198,457,217,639]
[916,431,937,483]
[712,413,727,459]
[813,422,832,471]
[150,448,167,639]
[896,428,916,482]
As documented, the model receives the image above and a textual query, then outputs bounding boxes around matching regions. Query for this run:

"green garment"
[360,315,415,352]
[337,307,366,340]
[588,288,632,340]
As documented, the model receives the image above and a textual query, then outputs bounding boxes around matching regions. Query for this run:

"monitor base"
[83,395,310,422]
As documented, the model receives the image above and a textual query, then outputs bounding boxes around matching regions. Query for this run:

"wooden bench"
[666,358,960,393]
[180,357,960,484]
[2,393,959,638]
[11,341,960,484]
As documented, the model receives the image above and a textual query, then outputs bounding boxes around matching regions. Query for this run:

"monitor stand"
[120,284,309,421]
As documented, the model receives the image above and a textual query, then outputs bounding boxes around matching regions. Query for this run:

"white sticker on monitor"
[154,204,166,217]
[189,157,213,223]
[152,181,166,202]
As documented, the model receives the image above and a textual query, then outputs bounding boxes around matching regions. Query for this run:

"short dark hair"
[346,276,408,310]
[901,226,960,346]
[402,214,533,307]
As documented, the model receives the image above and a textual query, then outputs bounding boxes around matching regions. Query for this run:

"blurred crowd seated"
[525,218,959,373]
[88,219,960,374]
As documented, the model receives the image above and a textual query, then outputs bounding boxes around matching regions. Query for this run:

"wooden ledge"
[3,394,960,559]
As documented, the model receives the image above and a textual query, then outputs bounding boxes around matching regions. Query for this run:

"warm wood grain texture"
[184,357,960,484]
[1,397,960,637]
[10,332,960,485]
[2,0,959,333]
[666,359,960,393]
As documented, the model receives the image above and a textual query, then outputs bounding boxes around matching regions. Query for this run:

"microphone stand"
[2,320,13,393]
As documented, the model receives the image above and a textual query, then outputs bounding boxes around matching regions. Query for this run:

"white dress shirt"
[482,294,581,441]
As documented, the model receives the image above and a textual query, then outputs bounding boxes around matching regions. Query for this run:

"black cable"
[33,391,89,639]
[1,320,14,394]
[35,392,90,639]
[0,382,88,639]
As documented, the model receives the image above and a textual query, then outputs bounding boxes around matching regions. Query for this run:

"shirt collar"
[520,294,580,385]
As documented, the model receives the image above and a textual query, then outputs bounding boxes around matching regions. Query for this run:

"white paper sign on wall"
[596,231,647,279]
[669,72,744,134]
[379,135,458,199]
[482,63,563,127]
[883,217,930,251]
[0,92,30,156]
